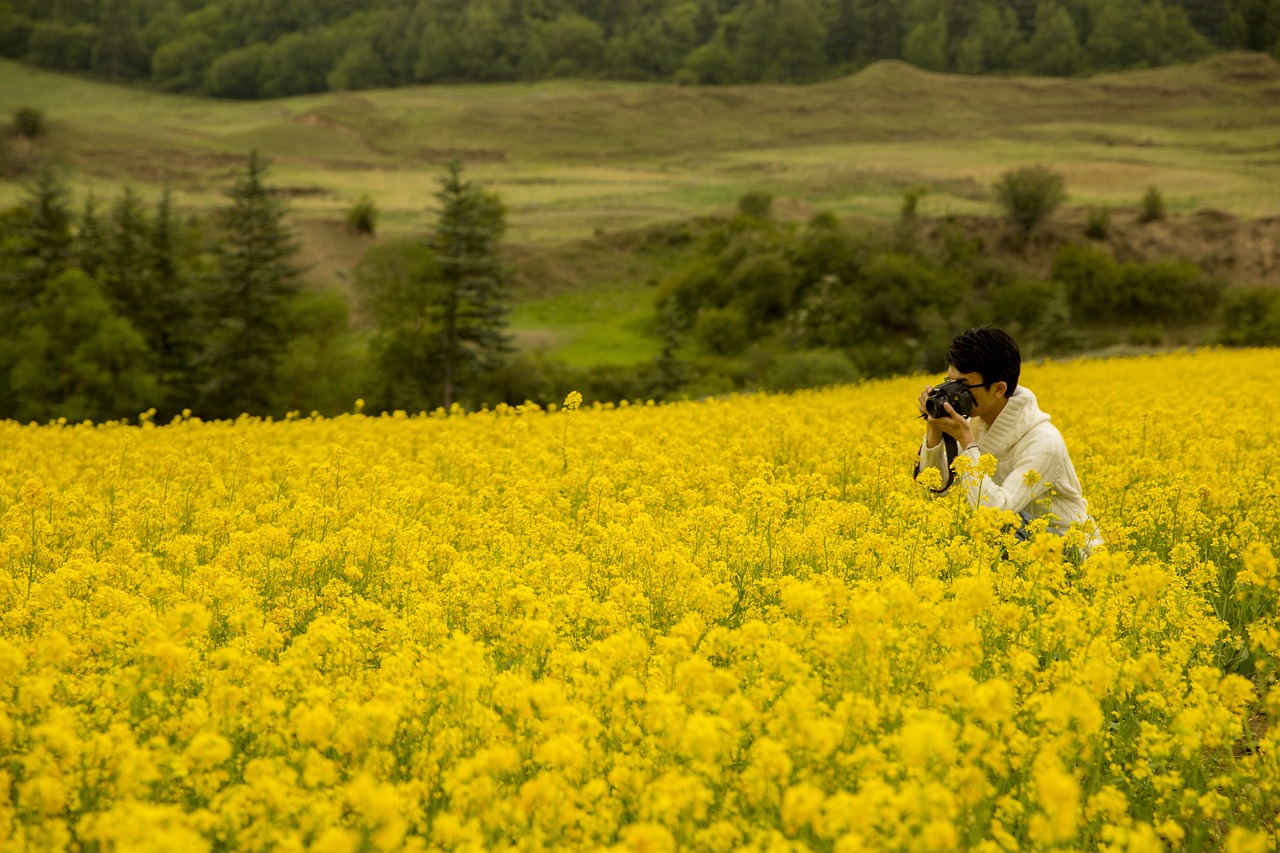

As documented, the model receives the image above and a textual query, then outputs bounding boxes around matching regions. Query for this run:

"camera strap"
[914,432,959,494]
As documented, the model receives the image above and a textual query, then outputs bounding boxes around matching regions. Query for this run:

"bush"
[1139,185,1166,223]
[993,165,1066,238]
[762,348,860,393]
[11,106,45,140]
[1052,245,1121,322]
[900,186,928,220]
[1128,324,1164,347]
[1085,206,1110,240]
[1217,287,1280,346]
[692,306,749,356]
[1054,244,1219,324]
[346,195,378,235]
[737,190,773,220]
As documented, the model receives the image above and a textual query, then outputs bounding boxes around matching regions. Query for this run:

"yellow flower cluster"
[2,348,1279,852]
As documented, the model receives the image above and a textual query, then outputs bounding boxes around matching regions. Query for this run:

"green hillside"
[3,52,1280,384]
[3,51,1279,256]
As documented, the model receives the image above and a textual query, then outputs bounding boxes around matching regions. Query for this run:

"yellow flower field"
[2,348,1279,852]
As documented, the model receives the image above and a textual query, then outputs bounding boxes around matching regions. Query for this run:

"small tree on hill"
[430,160,510,409]
[994,164,1066,240]
[197,151,302,417]
[1138,185,1166,223]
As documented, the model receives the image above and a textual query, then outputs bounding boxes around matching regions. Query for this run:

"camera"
[924,379,975,419]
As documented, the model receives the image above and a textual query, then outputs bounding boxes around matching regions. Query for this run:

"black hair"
[946,327,1020,397]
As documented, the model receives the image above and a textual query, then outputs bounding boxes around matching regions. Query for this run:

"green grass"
[509,279,662,367]
[4,52,1279,244]
[3,52,1280,365]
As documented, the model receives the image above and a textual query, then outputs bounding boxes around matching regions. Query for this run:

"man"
[915,326,1101,554]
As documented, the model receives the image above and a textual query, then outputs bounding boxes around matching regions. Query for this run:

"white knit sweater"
[917,386,1101,550]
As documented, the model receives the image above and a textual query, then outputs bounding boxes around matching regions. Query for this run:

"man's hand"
[919,385,975,449]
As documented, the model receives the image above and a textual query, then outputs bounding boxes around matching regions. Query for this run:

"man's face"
[945,366,1007,420]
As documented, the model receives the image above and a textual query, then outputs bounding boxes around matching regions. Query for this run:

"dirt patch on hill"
[915,208,1280,287]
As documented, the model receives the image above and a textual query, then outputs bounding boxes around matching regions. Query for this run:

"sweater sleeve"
[958,434,1058,515]
[917,436,958,493]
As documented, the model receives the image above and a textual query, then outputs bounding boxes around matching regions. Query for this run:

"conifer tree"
[148,187,202,416]
[430,160,509,409]
[74,192,108,279]
[197,151,302,418]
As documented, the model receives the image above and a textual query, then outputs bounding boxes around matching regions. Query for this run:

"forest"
[0,0,1274,95]
[3,145,1280,423]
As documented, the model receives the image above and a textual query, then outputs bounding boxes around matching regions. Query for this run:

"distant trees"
[0,153,309,423]
[198,151,303,418]
[355,161,511,411]
[0,0,1263,93]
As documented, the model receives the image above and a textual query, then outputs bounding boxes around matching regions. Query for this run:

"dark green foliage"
[0,156,323,422]
[346,195,378,235]
[1052,244,1220,323]
[354,238,442,412]
[1139,185,1167,223]
[692,305,749,356]
[197,151,303,418]
[27,21,96,71]
[0,0,1253,93]
[259,30,337,98]
[205,44,267,99]
[1050,245,1119,322]
[430,161,510,408]
[994,165,1067,238]
[143,189,205,417]
[1085,206,1110,240]
[11,106,45,139]
[1026,2,1084,75]
[8,268,157,423]
[1217,287,1280,346]
[762,348,860,392]
[737,190,774,221]
[901,187,928,220]
[2,166,72,316]
[274,290,372,416]
[354,162,511,411]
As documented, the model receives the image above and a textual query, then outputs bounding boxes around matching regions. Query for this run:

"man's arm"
[955,438,1060,515]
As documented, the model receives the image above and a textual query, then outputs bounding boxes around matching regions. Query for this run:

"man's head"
[945,327,1020,409]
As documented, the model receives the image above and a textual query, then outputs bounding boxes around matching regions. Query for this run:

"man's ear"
[993,381,1008,399]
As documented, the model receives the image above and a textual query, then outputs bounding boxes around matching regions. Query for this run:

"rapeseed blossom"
[1,348,1279,850]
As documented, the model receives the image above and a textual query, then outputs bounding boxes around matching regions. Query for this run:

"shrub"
[900,186,928,220]
[346,194,378,235]
[1085,206,1110,240]
[993,165,1066,238]
[1052,245,1121,322]
[737,190,773,220]
[1139,185,1166,223]
[1054,245,1219,324]
[1128,324,1164,347]
[11,106,46,139]
[762,348,860,392]
[1217,287,1280,346]
[692,306,750,356]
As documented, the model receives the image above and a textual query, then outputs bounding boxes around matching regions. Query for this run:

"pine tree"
[430,160,509,409]
[149,187,202,416]
[74,192,108,279]
[198,151,302,418]
[0,166,73,417]
[101,187,148,319]
[2,165,72,318]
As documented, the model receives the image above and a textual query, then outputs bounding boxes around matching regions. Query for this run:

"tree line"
[0,153,531,423]
[4,150,1279,424]
[0,0,1274,95]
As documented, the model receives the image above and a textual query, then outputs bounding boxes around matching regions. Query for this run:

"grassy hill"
[3,52,1280,365]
